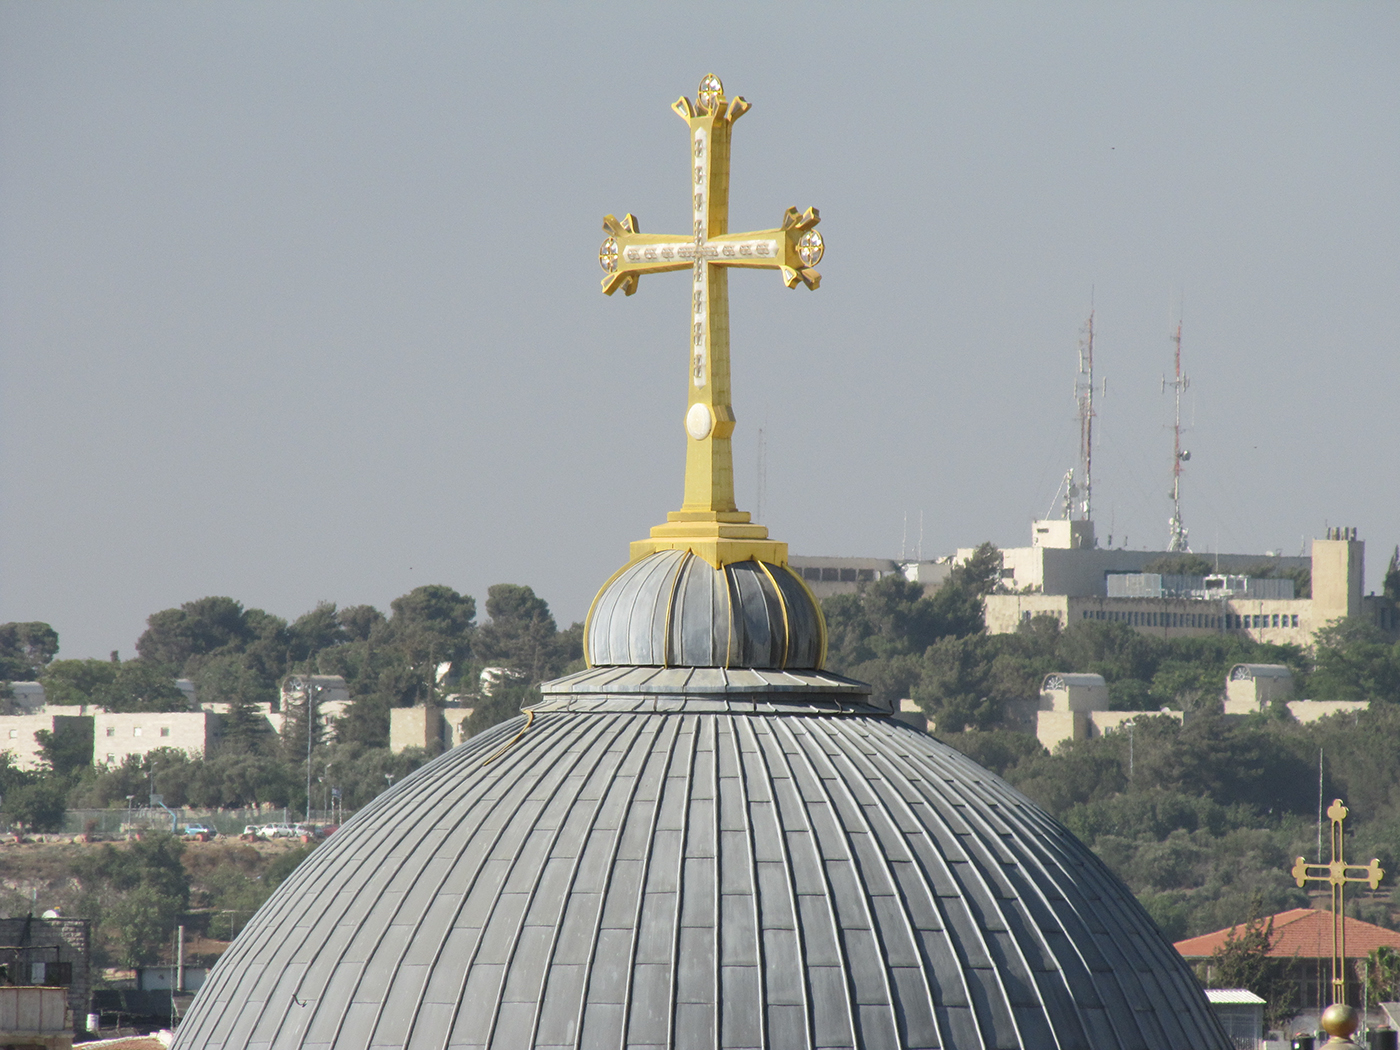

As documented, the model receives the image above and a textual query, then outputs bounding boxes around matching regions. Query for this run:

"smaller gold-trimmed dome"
[586,549,823,669]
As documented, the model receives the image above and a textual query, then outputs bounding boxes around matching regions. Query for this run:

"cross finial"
[597,76,823,569]
[1290,799,1385,1005]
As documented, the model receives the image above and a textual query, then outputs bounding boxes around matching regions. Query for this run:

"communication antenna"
[1074,308,1096,522]
[1163,317,1191,551]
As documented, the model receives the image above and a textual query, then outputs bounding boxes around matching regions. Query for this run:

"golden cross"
[597,75,823,569]
[1291,799,1384,1004]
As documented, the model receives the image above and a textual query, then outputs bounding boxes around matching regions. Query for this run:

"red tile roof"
[1175,908,1400,959]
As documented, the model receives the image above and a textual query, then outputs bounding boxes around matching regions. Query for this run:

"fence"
[53,808,351,837]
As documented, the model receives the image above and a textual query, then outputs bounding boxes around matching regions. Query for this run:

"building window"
[1271,614,1280,628]
[160,727,171,737]
[106,726,115,737]
[7,729,15,739]
[1292,614,1300,627]
[106,754,115,763]
[133,726,142,737]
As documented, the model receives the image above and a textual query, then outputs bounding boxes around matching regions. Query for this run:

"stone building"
[982,527,1397,645]
[387,702,472,755]
[0,916,91,1038]
[1031,672,1184,752]
[92,710,219,766]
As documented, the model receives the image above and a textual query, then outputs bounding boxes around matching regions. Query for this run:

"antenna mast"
[1074,309,1095,522]
[1164,319,1190,551]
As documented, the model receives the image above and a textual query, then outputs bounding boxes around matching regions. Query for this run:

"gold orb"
[1321,1003,1361,1039]
[697,74,724,113]
[599,236,618,273]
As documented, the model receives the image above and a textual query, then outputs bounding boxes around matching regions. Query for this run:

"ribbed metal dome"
[586,550,823,670]
[174,706,1230,1050]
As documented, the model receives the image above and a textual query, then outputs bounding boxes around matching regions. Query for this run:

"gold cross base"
[630,511,789,569]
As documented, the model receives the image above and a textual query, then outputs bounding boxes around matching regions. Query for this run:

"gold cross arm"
[599,207,823,296]
[1291,857,1384,890]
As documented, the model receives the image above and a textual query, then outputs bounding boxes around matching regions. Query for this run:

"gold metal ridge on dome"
[598,75,823,571]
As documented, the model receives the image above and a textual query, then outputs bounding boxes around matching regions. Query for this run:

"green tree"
[1,781,67,831]
[34,718,94,776]
[1368,946,1400,1004]
[384,585,476,706]
[106,885,184,967]
[288,602,348,665]
[915,635,999,731]
[1310,620,1400,703]
[93,661,189,712]
[1204,903,1299,1031]
[474,585,580,683]
[949,542,1004,595]
[339,605,386,642]
[1384,547,1400,605]
[194,654,275,754]
[41,658,118,705]
[0,621,59,680]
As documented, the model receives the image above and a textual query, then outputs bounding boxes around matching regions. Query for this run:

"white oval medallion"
[685,403,713,441]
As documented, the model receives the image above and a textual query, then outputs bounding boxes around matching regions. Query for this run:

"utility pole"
[1163,318,1190,551]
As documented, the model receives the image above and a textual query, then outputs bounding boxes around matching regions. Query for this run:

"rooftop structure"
[173,76,1230,1050]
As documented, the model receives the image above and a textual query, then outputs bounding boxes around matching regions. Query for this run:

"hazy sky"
[3,3,1397,660]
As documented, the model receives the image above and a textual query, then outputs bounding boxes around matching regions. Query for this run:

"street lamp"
[1124,719,1136,779]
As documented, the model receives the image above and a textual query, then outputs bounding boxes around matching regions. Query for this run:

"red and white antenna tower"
[1074,309,1096,523]
[1163,319,1191,551]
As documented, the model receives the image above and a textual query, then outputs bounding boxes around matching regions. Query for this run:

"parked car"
[240,825,260,841]
[258,823,297,839]
[182,824,215,841]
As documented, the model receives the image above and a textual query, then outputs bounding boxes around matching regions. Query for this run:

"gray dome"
[174,707,1230,1050]
[587,549,823,670]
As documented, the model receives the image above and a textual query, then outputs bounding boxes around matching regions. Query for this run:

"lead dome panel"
[172,710,1231,1050]
[586,549,823,670]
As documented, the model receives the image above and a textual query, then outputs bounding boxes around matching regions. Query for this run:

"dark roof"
[173,708,1229,1049]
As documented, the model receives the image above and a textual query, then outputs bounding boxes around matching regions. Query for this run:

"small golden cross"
[1291,799,1384,1004]
[597,75,823,568]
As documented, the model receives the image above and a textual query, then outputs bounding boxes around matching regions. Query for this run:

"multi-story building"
[91,710,219,767]
[980,524,1395,644]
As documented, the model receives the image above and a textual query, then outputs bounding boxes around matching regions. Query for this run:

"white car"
[258,823,297,839]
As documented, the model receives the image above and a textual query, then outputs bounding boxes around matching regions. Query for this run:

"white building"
[981,527,1396,646]
[93,710,219,766]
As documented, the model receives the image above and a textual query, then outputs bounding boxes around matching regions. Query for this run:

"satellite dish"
[41,908,60,919]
